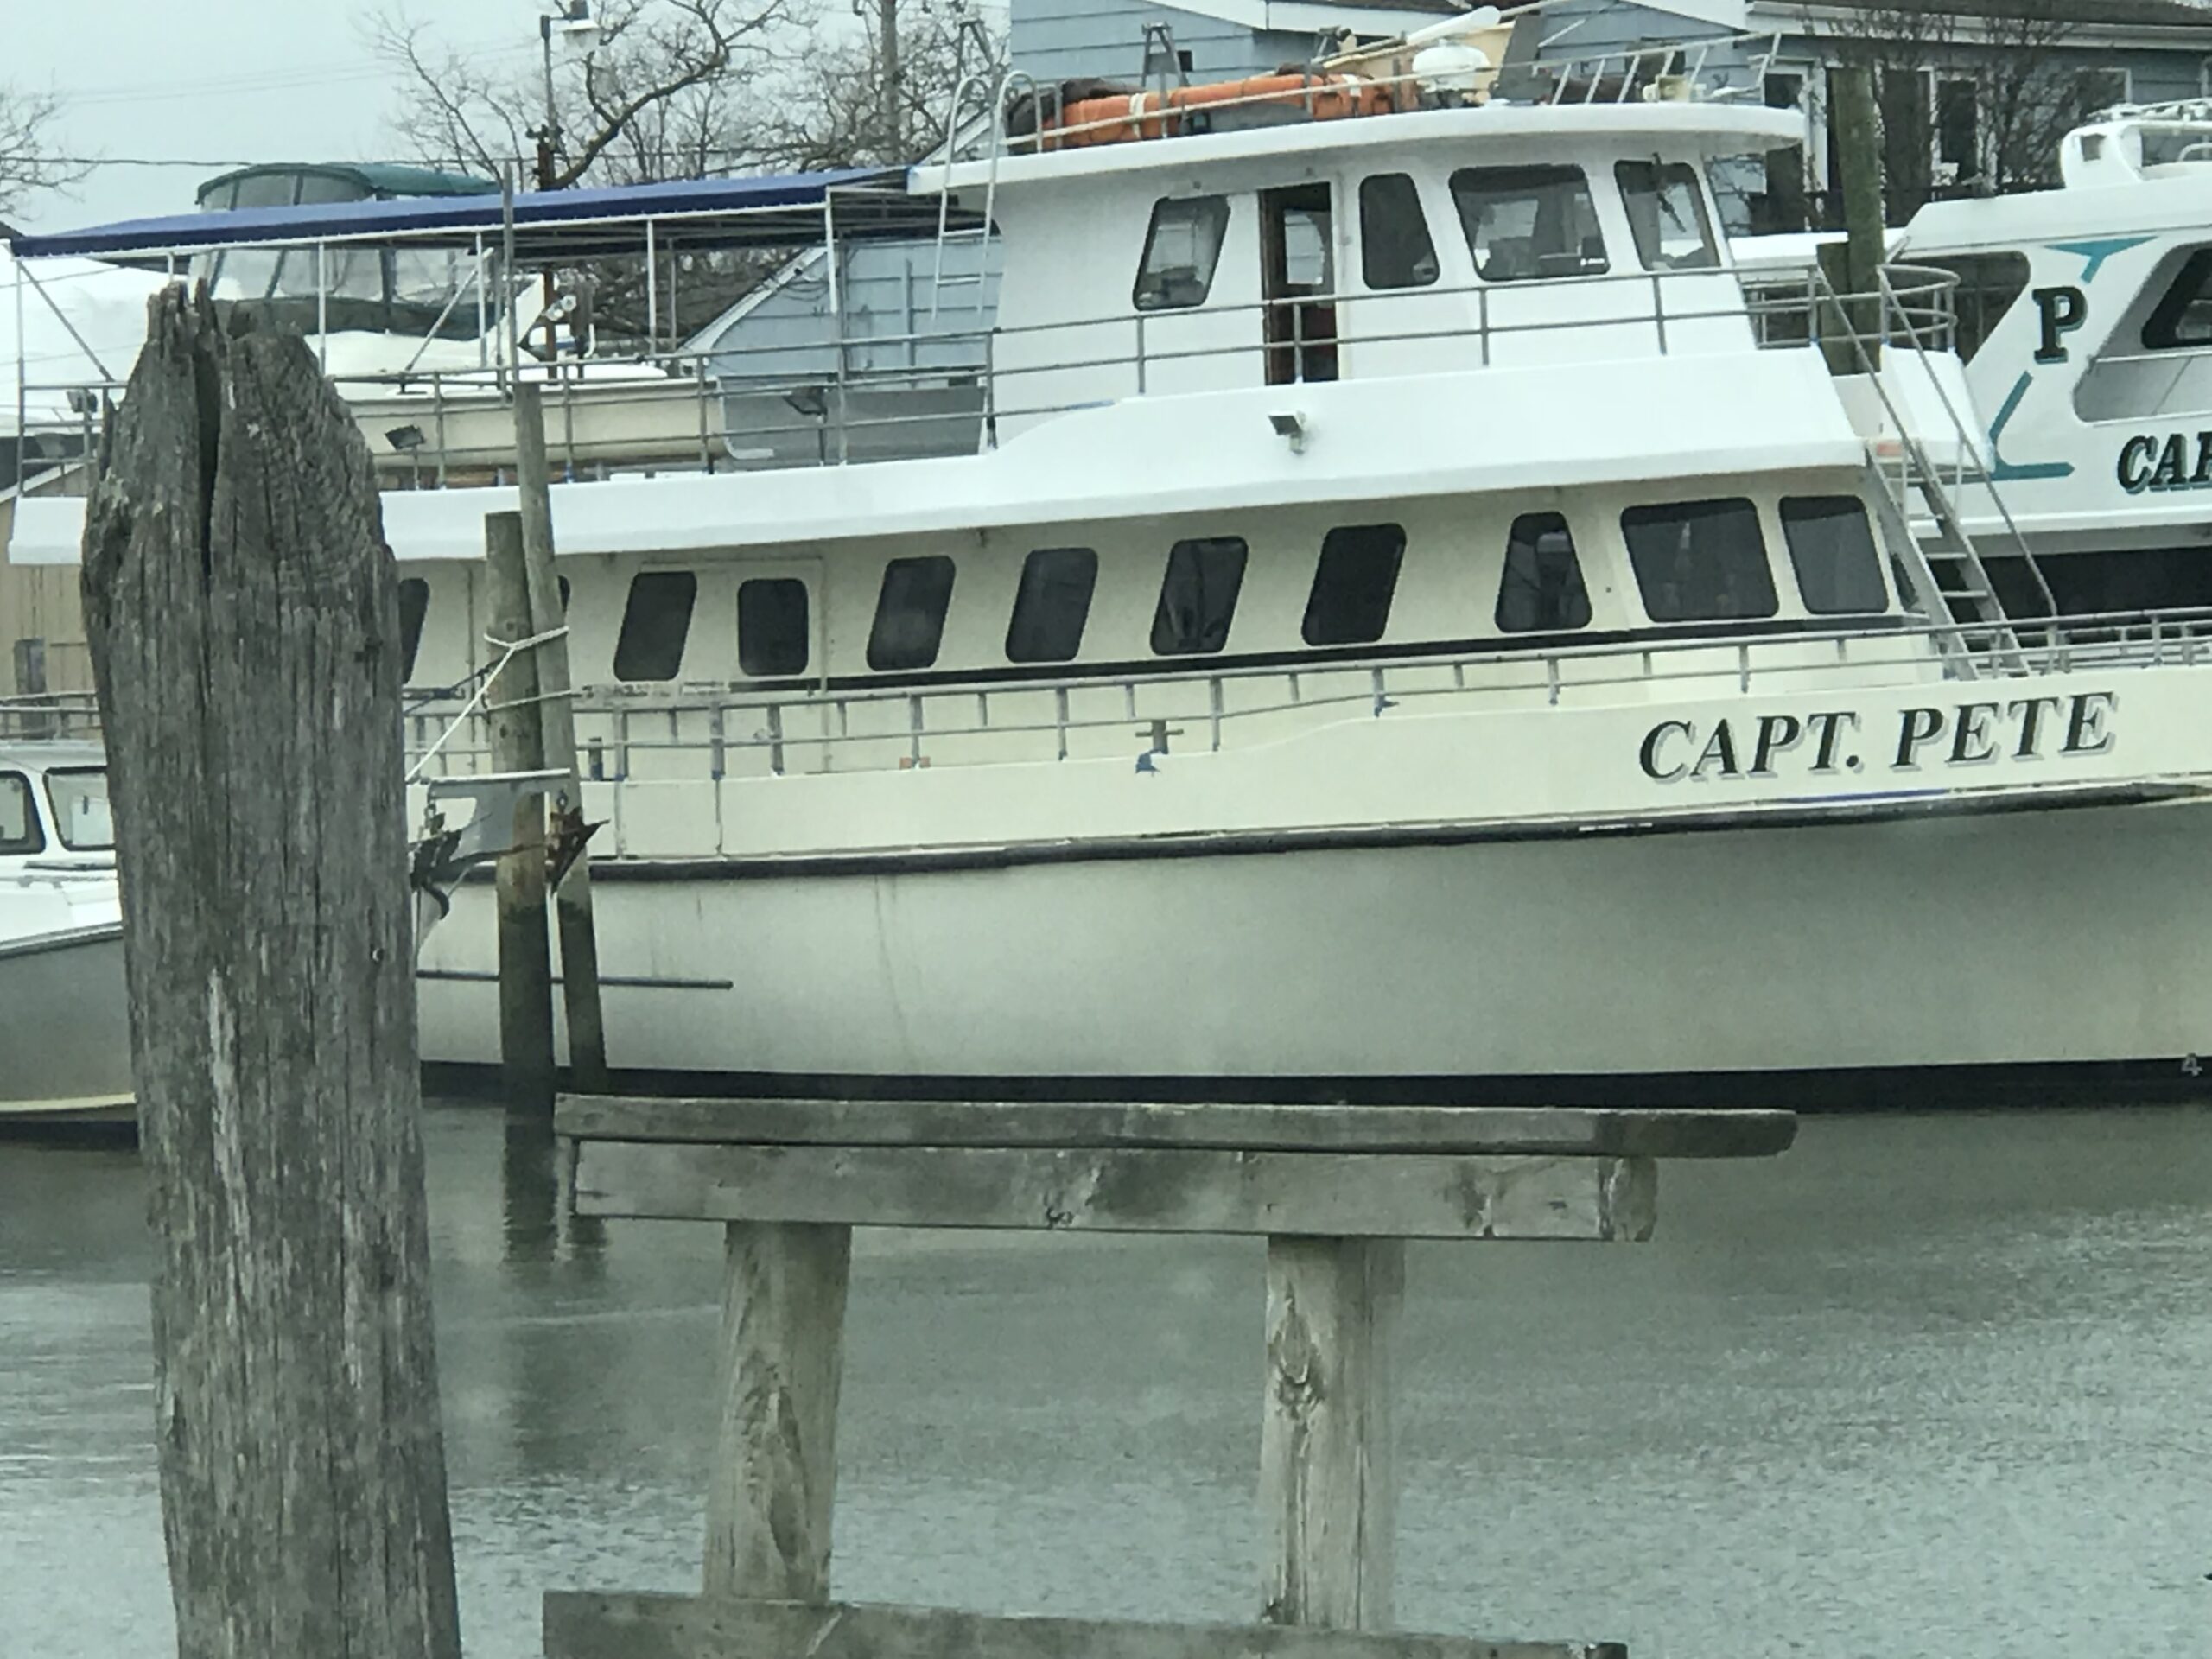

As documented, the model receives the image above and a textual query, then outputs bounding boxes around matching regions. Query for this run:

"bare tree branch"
[0,84,92,216]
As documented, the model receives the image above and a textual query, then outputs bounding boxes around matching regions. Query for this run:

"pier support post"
[1261,1236,1402,1631]
[704,1222,853,1600]
[1831,60,1885,369]
[486,507,555,1113]
[80,284,461,1659]
[513,382,609,1091]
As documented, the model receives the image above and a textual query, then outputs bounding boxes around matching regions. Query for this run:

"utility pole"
[880,0,901,158]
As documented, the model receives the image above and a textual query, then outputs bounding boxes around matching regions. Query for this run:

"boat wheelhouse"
[15,30,2212,1106]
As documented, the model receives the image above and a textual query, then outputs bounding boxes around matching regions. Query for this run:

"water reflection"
[3,1103,2210,1659]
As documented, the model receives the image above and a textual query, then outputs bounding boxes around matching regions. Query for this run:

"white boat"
[16,29,2212,1107]
[0,741,130,1122]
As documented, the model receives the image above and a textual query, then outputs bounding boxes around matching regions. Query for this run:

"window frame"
[866,555,958,672]
[44,766,113,852]
[1358,173,1440,291]
[0,771,44,856]
[1151,536,1249,657]
[611,569,700,683]
[1778,495,1891,616]
[1302,524,1407,647]
[1620,497,1779,624]
[1133,194,1232,313]
[1450,163,1609,284]
[2142,247,2212,351]
[1613,159,1719,273]
[1494,510,1593,635]
[1005,546,1100,664]
[738,575,812,679]
[397,575,430,683]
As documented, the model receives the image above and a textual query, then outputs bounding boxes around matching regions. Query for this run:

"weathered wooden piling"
[513,382,610,1092]
[81,284,461,1659]
[1830,61,1885,368]
[485,507,556,1112]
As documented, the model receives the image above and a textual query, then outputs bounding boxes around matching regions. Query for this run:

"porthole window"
[1780,496,1888,614]
[0,772,42,855]
[1151,537,1248,655]
[1006,547,1098,664]
[612,569,698,681]
[1621,499,1777,623]
[1135,196,1231,311]
[397,576,430,683]
[739,577,810,677]
[1496,512,1592,633]
[1303,524,1405,645]
[1359,174,1439,290]
[868,556,957,671]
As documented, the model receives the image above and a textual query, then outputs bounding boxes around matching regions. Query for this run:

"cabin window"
[613,569,697,681]
[868,556,957,671]
[397,577,429,683]
[739,577,810,677]
[1621,498,1777,622]
[1152,537,1249,655]
[1450,165,1606,283]
[1134,196,1231,311]
[1496,512,1592,633]
[1923,253,2030,362]
[1303,524,1405,645]
[1781,496,1888,614]
[2142,247,2212,349]
[1359,175,1439,289]
[0,772,41,855]
[1614,161,1718,272]
[46,768,113,851]
[1006,547,1099,664]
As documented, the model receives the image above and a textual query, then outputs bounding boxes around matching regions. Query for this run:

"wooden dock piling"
[485,506,556,1113]
[81,284,461,1659]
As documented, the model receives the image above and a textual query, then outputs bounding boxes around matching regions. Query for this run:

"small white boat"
[0,742,130,1123]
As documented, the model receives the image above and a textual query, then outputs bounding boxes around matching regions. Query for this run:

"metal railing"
[399,605,2212,786]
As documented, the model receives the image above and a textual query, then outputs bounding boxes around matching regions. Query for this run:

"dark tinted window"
[1451,165,1606,283]
[1496,512,1592,633]
[1135,196,1230,311]
[1151,537,1248,655]
[739,577,810,677]
[2142,247,2212,349]
[1924,253,2030,361]
[1615,160,1718,271]
[868,556,957,671]
[1006,547,1098,663]
[1360,174,1439,289]
[397,576,429,682]
[0,772,41,855]
[613,569,696,681]
[1621,499,1777,622]
[1781,496,1888,614]
[1303,524,1405,645]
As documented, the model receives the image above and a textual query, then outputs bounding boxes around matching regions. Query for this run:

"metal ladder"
[927,20,1013,322]
[1814,264,2056,677]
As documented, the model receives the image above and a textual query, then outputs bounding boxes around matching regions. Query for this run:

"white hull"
[416,795,2212,1099]
[0,920,132,1121]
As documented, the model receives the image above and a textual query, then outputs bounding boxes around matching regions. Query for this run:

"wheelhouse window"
[397,576,429,683]
[1496,512,1592,633]
[1621,498,1777,622]
[1134,196,1231,311]
[1615,161,1718,272]
[0,772,41,855]
[1303,524,1405,645]
[739,577,810,677]
[2142,247,2212,349]
[1451,165,1606,283]
[1006,547,1098,664]
[1780,496,1888,614]
[868,556,957,671]
[45,768,112,851]
[613,569,697,682]
[1152,537,1248,655]
[1359,174,1439,289]
[1923,253,2030,362]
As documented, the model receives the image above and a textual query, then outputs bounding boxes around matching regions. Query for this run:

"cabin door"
[1259,183,1338,385]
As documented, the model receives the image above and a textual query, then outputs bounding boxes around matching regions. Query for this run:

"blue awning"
[9,167,969,264]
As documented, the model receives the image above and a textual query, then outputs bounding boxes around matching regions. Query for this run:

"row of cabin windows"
[1134,160,1718,312]
[577,495,1884,685]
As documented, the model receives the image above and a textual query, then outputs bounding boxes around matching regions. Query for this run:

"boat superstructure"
[14,32,2212,1106]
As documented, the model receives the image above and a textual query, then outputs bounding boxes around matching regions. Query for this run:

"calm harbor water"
[3,1102,2209,1657]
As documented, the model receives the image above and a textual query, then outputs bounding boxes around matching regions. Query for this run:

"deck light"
[385,425,427,453]
[1268,410,1308,453]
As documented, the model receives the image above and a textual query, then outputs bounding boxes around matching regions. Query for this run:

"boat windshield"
[193,243,493,340]
[45,767,113,851]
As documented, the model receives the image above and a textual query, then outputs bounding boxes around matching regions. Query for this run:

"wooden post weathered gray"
[1262,1238,1401,1630]
[1831,60,1885,369]
[513,382,610,1091]
[486,507,555,1112]
[703,1223,853,1599]
[80,284,461,1659]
